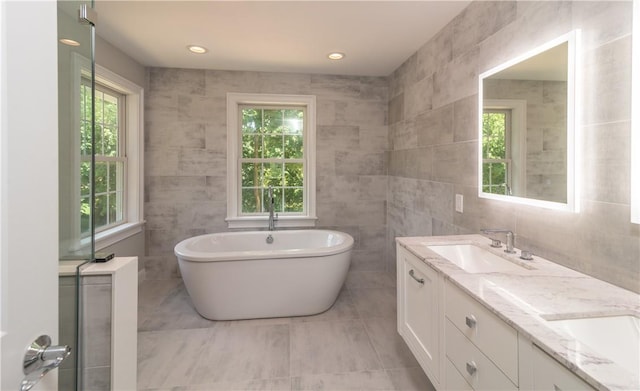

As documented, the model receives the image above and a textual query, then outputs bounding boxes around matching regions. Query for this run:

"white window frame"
[72,53,145,251]
[83,81,128,234]
[226,93,317,229]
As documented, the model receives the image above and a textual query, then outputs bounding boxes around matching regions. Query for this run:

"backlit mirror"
[478,31,579,212]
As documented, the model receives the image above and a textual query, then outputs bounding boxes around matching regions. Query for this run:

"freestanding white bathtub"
[174,229,354,320]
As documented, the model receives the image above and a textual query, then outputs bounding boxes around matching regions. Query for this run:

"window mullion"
[93,156,126,162]
[240,158,304,163]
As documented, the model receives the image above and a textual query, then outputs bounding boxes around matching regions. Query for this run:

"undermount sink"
[545,314,640,375]
[427,244,526,274]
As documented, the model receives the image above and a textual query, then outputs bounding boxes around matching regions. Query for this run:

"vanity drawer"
[446,319,517,391]
[532,345,596,390]
[445,282,518,384]
[446,357,473,391]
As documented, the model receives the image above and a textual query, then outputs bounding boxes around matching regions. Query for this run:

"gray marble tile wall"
[387,1,640,293]
[145,70,389,278]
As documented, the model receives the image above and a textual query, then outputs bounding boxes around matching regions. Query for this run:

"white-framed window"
[226,93,316,229]
[72,53,144,251]
[80,80,127,234]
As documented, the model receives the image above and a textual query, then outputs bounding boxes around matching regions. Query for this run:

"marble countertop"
[81,256,137,275]
[59,257,137,276]
[396,234,640,391]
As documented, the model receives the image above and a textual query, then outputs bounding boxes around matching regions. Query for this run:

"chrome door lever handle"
[21,335,71,391]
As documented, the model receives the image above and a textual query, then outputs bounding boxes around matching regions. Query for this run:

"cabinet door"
[397,247,442,386]
[532,345,595,390]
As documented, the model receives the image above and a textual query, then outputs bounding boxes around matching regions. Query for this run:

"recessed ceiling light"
[59,38,80,47]
[187,45,208,54]
[327,52,345,60]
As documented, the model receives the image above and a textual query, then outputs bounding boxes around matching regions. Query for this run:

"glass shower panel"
[58,0,94,261]
[57,1,95,390]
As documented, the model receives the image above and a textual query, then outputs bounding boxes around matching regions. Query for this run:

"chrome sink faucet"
[481,229,516,254]
[267,186,278,231]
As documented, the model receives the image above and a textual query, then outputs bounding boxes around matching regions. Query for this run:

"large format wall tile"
[451,1,517,59]
[582,36,632,125]
[386,1,638,293]
[143,1,638,295]
[145,70,388,278]
[416,104,454,147]
[417,23,453,81]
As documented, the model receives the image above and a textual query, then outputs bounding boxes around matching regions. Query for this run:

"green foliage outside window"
[241,107,304,214]
[482,111,509,195]
[80,83,124,235]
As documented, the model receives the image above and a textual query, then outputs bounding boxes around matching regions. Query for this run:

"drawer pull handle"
[408,270,424,284]
[465,315,477,328]
[466,361,477,376]
[553,386,562,391]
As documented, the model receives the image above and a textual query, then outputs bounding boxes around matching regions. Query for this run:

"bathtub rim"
[174,229,354,263]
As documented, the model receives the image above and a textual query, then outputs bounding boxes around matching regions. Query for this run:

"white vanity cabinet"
[395,236,637,391]
[397,246,445,388]
[445,281,518,390]
[530,344,596,391]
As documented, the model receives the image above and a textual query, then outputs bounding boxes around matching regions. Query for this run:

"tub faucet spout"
[268,186,278,231]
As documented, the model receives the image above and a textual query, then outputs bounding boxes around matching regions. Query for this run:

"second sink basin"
[427,244,526,273]
[545,314,640,375]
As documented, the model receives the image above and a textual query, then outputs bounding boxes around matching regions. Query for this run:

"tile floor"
[137,271,435,391]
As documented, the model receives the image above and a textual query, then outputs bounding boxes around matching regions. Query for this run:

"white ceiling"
[94,1,470,77]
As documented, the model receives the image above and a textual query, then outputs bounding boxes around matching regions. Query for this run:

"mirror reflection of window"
[483,75,567,203]
[482,99,526,197]
[482,109,512,195]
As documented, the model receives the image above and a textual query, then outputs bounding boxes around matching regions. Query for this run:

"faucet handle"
[489,239,502,248]
[520,250,534,260]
